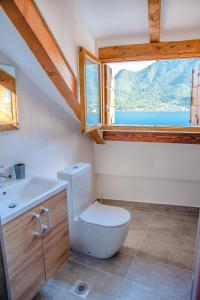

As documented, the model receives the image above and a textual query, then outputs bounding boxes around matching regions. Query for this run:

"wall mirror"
[0,63,18,131]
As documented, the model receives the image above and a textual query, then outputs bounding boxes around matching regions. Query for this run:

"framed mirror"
[0,64,18,131]
[79,47,102,133]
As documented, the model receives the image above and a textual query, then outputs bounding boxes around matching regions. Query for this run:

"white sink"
[0,177,68,225]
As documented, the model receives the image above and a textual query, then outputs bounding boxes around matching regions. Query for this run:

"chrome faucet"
[0,166,12,182]
[0,173,11,179]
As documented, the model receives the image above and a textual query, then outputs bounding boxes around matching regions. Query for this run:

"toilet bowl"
[58,163,130,259]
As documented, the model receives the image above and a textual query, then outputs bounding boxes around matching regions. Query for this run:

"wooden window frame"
[0,73,19,132]
[79,47,103,133]
[99,44,200,134]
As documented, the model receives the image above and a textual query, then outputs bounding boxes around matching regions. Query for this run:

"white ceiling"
[74,0,200,45]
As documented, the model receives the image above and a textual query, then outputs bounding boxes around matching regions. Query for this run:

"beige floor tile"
[168,228,197,251]
[150,212,175,229]
[33,282,78,300]
[171,212,198,231]
[35,208,197,300]
[145,226,197,252]
[120,228,147,256]
[145,227,172,244]
[168,246,195,270]
[118,279,188,300]
[138,238,195,270]
[70,250,133,277]
[38,260,122,300]
[128,209,154,230]
[127,256,192,300]
[137,239,170,264]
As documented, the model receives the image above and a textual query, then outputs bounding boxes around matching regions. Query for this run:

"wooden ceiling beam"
[148,0,161,43]
[0,0,104,144]
[99,39,200,62]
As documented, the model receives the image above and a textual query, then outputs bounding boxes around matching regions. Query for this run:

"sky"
[107,60,156,76]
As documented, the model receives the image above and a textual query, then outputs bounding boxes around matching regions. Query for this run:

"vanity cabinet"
[41,190,69,280]
[2,189,69,300]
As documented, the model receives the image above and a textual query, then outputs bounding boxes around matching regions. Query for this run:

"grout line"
[116,255,138,300]
[117,209,156,298]
[133,210,155,256]
[68,254,127,279]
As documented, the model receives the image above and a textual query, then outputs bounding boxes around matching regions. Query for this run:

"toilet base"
[70,219,129,259]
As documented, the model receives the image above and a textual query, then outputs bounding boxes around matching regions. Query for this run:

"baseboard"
[100,198,199,214]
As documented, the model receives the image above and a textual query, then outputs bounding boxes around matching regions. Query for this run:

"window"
[0,64,18,131]
[79,47,102,133]
[79,46,200,138]
[104,58,200,128]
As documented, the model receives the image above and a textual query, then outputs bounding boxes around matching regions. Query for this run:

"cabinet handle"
[40,207,50,233]
[31,213,42,237]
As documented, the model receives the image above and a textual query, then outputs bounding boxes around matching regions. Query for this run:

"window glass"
[0,64,17,129]
[106,58,200,126]
[85,56,101,127]
[0,86,13,122]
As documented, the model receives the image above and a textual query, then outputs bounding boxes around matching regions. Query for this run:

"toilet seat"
[78,202,130,228]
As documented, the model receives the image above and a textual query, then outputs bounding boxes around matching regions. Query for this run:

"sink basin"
[0,177,68,225]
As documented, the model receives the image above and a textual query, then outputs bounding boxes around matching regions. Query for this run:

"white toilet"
[58,163,130,259]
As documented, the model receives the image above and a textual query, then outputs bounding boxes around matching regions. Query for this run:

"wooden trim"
[148,0,160,43]
[103,131,200,144]
[100,125,200,133]
[99,39,200,62]
[0,0,80,118]
[79,46,102,133]
[79,47,86,132]
[0,123,18,131]
[102,64,107,125]
[79,46,101,64]
[100,39,200,144]
[0,0,104,144]
[90,130,105,144]
[0,86,18,132]
[0,69,16,94]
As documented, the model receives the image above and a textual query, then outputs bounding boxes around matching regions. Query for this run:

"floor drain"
[75,283,88,294]
[71,280,91,299]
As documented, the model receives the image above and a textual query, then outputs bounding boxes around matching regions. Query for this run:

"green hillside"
[114,58,200,112]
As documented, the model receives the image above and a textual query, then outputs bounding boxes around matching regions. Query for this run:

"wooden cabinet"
[3,190,69,300]
[40,190,69,280]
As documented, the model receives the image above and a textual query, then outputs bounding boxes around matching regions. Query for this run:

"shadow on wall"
[0,53,95,180]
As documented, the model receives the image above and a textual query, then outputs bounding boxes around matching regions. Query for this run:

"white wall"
[0,1,96,197]
[35,0,95,76]
[95,10,200,208]
[95,142,200,207]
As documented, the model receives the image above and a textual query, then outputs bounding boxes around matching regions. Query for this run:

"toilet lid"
[78,202,130,228]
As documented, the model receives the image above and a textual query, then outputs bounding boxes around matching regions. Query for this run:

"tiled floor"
[34,207,199,300]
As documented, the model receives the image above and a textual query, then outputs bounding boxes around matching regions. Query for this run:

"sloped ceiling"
[74,0,200,45]
[0,8,76,119]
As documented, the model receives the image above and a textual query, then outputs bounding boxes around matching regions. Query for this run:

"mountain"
[114,58,200,112]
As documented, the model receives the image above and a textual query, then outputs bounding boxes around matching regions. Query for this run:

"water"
[87,112,190,126]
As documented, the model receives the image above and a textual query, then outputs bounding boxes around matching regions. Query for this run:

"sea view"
[87,111,191,127]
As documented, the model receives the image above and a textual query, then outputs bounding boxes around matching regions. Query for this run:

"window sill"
[100,125,200,133]
[0,123,19,132]
[103,130,200,144]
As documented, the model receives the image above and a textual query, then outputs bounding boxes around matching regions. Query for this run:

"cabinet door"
[40,190,69,280]
[3,207,45,300]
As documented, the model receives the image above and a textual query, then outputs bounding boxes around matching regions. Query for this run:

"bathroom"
[1,0,200,299]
